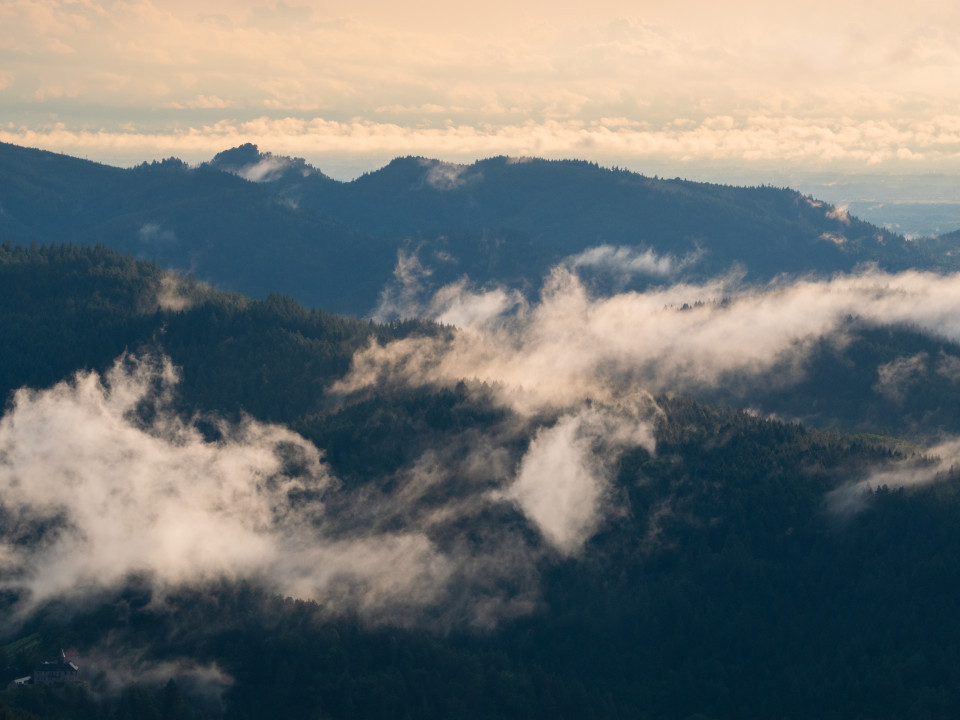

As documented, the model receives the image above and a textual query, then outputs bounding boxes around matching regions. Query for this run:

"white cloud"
[420,158,477,190]
[138,222,177,244]
[826,204,851,224]
[166,94,236,110]
[819,232,847,245]
[499,401,656,554]
[343,263,960,528]
[0,356,451,623]
[335,267,960,416]
[829,436,960,516]
[874,352,929,402]
[0,350,657,627]
[566,245,700,279]
[936,351,960,383]
[370,247,435,323]
[234,155,293,182]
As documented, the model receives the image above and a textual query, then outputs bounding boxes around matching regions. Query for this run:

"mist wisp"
[341,264,960,412]
[0,351,658,630]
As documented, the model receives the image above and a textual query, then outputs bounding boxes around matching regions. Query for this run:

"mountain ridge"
[4,141,958,316]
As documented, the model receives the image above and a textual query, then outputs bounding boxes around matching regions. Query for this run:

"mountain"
[0,143,394,315]
[4,142,960,316]
[4,246,960,719]
[280,154,932,276]
[0,242,436,425]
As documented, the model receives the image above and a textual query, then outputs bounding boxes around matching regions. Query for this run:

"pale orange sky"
[2,0,960,178]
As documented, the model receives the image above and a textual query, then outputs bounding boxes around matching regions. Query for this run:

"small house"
[32,650,79,685]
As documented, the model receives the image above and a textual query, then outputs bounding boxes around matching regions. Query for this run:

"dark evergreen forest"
[2,245,960,719]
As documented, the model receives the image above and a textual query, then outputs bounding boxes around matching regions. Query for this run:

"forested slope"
[2,245,960,719]
[0,242,433,421]
[5,142,960,316]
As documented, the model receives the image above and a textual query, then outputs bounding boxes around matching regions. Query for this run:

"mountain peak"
[207,144,329,184]
[210,143,264,170]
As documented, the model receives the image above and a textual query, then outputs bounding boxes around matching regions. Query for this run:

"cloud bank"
[338,266,960,415]
[566,245,700,281]
[8,115,960,177]
[827,436,960,516]
[5,1,960,178]
[498,400,656,554]
[0,356,443,622]
[0,353,656,629]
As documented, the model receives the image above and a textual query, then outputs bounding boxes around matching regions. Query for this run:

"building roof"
[33,661,78,673]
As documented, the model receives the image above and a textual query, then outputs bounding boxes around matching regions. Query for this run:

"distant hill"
[4,142,960,315]
[0,144,393,315]
[936,227,960,247]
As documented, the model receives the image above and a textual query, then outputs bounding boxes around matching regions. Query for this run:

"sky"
[3,0,960,182]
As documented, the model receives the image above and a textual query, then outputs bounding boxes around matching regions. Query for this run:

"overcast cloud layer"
[3,1,960,176]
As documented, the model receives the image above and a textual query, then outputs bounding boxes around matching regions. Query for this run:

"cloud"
[372,248,523,325]
[865,438,960,491]
[828,437,960,516]
[4,113,960,177]
[81,645,232,702]
[419,158,478,190]
[138,223,177,245]
[826,204,851,224]
[4,0,960,179]
[344,263,960,531]
[0,355,451,623]
[234,155,293,182]
[335,267,960,417]
[819,232,848,245]
[566,245,700,280]
[151,274,214,313]
[166,94,236,110]
[370,247,434,323]
[248,1,313,28]
[428,280,522,328]
[497,400,656,554]
[0,351,657,629]
[8,262,960,635]
[936,351,960,383]
[874,352,929,402]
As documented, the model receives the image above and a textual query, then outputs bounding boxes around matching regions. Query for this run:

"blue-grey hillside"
[935,226,960,247]
[3,141,958,315]
[0,143,392,315]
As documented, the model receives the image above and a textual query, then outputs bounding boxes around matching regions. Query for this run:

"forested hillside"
[0,242,434,422]
[3,245,960,719]
[0,145,393,315]
[4,142,960,316]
